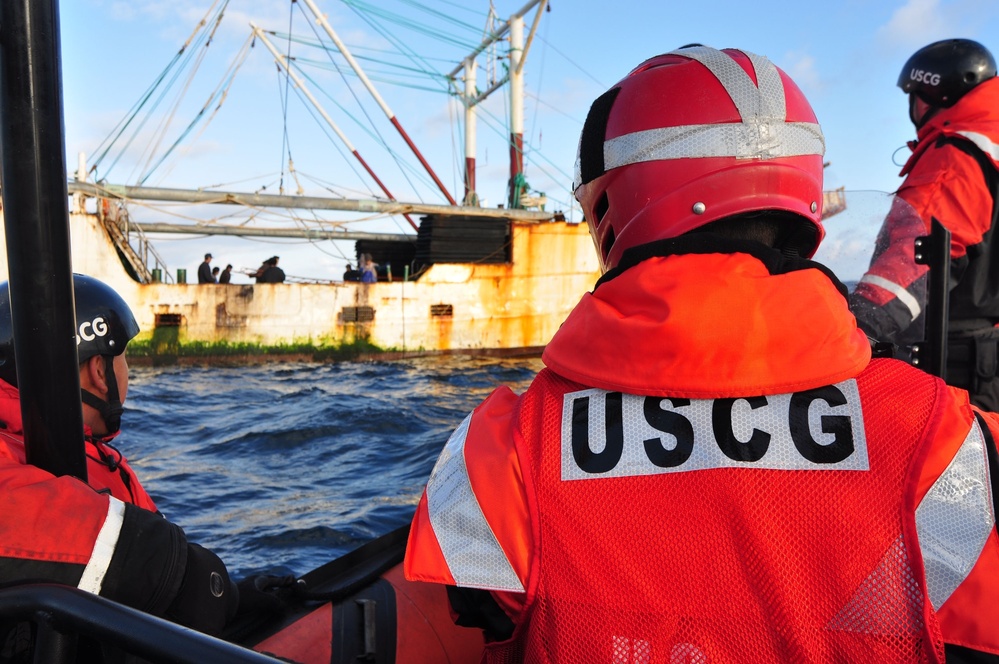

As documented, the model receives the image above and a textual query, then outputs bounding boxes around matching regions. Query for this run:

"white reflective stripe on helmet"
[425,413,525,592]
[572,47,825,189]
[673,47,786,121]
[604,121,824,168]
[743,50,787,119]
[956,130,999,161]
[857,274,922,322]
[916,419,995,611]
[78,497,126,595]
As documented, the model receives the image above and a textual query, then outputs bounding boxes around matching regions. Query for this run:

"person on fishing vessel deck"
[197,251,214,283]
[219,263,233,284]
[343,263,362,282]
[253,255,285,283]
[849,39,999,410]
[0,275,240,654]
[404,45,999,663]
[360,253,378,283]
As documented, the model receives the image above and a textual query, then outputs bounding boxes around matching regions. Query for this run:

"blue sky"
[58,0,999,282]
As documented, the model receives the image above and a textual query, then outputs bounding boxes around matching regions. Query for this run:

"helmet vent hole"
[594,193,609,228]
[601,227,616,258]
[965,72,977,83]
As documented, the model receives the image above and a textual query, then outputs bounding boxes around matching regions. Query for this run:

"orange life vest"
[406,248,999,662]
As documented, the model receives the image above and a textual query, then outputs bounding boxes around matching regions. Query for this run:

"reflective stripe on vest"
[78,497,125,595]
[915,418,995,610]
[425,413,525,592]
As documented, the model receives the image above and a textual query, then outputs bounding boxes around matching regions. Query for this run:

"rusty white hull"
[0,211,600,356]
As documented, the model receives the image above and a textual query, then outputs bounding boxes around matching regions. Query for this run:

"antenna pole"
[508,16,525,209]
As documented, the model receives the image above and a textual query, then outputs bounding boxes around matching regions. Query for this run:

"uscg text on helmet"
[77,316,109,344]
[910,69,941,86]
[560,380,870,480]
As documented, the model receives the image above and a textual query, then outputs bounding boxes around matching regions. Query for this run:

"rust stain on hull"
[0,213,601,358]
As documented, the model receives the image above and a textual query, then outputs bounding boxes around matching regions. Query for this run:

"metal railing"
[0,584,280,663]
[96,197,173,284]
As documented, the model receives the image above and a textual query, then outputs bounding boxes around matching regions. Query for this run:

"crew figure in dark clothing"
[219,264,233,284]
[197,252,214,284]
[343,263,362,282]
[253,256,285,283]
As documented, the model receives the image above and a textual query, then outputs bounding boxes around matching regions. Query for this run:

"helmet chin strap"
[80,355,124,435]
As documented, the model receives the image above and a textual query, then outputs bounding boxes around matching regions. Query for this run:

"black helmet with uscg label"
[0,273,139,387]
[897,38,996,108]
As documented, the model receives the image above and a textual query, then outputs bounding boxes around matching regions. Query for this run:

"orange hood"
[543,248,871,399]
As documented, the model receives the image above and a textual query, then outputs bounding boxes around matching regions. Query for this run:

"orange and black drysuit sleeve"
[0,457,237,637]
[850,136,999,342]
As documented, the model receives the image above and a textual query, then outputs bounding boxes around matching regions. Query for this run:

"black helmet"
[0,274,139,388]
[897,39,996,107]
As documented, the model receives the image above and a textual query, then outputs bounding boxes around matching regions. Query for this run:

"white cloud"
[877,0,956,48]
[782,51,822,92]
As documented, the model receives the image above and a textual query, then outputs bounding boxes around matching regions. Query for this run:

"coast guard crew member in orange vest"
[404,45,999,663]
[0,275,238,659]
[849,39,999,411]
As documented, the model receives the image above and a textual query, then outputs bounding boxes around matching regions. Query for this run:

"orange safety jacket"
[850,77,999,339]
[406,238,999,663]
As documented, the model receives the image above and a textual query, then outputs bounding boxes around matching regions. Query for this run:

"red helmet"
[573,46,826,271]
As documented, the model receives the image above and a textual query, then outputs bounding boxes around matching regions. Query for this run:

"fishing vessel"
[0,0,602,364]
[0,1,535,661]
[0,193,598,363]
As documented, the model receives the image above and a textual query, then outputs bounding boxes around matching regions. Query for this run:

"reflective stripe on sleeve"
[916,419,995,611]
[425,413,525,592]
[77,497,126,595]
[857,274,922,322]
[956,130,999,162]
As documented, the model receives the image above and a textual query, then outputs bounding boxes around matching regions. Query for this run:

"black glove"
[234,574,299,621]
[165,543,238,636]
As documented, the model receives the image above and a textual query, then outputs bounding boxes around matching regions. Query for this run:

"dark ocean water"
[122,356,544,579]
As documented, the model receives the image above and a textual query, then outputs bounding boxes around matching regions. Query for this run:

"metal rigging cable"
[135,4,230,185]
[295,2,427,205]
[345,0,484,54]
[140,34,254,186]
[91,0,232,182]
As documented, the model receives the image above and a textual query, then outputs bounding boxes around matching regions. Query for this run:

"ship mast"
[463,56,478,206]
[508,15,525,209]
[447,0,548,210]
